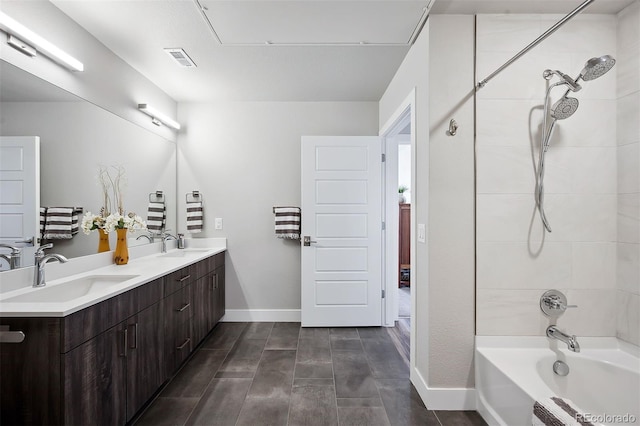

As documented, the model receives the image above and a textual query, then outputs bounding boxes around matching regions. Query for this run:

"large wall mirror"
[0,60,177,270]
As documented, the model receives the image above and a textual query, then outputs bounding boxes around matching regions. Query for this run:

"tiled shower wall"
[616,0,640,346]
[476,14,619,336]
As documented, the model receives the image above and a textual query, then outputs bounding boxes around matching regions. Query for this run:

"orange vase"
[113,228,129,265]
[98,229,110,253]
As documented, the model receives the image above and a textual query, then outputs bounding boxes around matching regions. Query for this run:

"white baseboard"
[411,366,476,410]
[221,309,301,322]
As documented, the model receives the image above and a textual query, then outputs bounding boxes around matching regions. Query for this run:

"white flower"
[103,212,147,233]
[81,212,105,235]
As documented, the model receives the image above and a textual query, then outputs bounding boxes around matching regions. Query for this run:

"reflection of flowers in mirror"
[81,212,106,234]
[104,213,146,233]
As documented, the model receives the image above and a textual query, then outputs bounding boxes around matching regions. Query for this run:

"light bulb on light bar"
[0,11,84,72]
[138,104,181,130]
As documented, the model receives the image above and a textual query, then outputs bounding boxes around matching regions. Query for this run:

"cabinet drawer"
[194,252,225,279]
[164,286,192,320]
[164,264,197,296]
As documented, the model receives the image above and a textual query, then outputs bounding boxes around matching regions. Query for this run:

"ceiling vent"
[163,48,197,68]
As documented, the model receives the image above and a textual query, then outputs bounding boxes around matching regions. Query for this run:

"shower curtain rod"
[476,0,596,90]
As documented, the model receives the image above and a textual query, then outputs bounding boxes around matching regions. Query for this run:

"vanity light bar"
[138,104,181,130]
[0,11,84,72]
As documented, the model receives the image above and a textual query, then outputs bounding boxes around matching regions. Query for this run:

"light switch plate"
[214,218,223,230]
[418,224,426,243]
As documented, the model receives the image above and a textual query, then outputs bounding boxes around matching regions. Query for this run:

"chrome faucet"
[161,233,177,253]
[33,243,68,287]
[135,233,154,243]
[546,325,580,352]
[0,244,22,270]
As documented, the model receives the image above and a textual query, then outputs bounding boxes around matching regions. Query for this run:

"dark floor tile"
[202,322,247,350]
[331,339,363,350]
[247,350,296,399]
[360,338,409,379]
[330,328,359,339]
[136,397,199,426]
[294,378,335,387]
[235,397,290,426]
[266,322,301,349]
[295,361,334,379]
[332,351,378,398]
[161,349,227,398]
[336,398,383,407]
[434,411,488,426]
[240,322,274,339]
[337,407,391,426]
[185,378,251,426]
[377,379,439,426]
[356,327,389,340]
[297,337,332,363]
[214,370,255,378]
[289,385,338,426]
[300,327,330,339]
[218,338,266,373]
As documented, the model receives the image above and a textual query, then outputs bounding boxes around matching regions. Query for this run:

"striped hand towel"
[186,201,204,233]
[42,207,83,239]
[146,201,166,234]
[274,207,301,240]
[39,207,47,238]
[533,397,595,426]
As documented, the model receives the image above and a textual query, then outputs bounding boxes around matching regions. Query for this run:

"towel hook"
[447,119,458,136]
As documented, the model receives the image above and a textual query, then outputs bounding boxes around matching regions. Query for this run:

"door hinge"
[382,221,385,230]
[381,153,386,162]
[382,290,386,299]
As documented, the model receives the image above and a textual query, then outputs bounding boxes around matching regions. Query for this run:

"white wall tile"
[476,15,542,54]
[560,289,617,336]
[477,242,571,289]
[618,143,640,193]
[553,100,617,147]
[476,146,536,194]
[617,91,640,146]
[616,49,640,99]
[617,242,640,295]
[616,290,640,345]
[476,99,543,147]
[618,193,640,244]
[477,194,540,242]
[567,147,617,194]
[571,242,617,290]
[543,194,617,242]
[476,289,553,335]
[617,1,640,51]
[538,15,616,56]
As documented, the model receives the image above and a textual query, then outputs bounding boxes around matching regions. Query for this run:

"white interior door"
[0,136,40,270]
[301,136,382,327]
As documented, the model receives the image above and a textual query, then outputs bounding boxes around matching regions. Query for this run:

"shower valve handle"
[540,290,577,317]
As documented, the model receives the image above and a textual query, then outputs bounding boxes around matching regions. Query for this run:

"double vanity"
[0,238,226,425]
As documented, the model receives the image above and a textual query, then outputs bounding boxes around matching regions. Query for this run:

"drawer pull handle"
[176,338,190,350]
[177,274,191,282]
[177,303,190,312]
[0,330,25,343]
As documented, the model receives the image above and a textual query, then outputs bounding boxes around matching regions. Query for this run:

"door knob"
[303,236,317,247]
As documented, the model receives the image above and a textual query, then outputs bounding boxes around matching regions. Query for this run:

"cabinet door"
[213,266,225,325]
[62,324,126,426]
[163,285,192,377]
[126,302,165,422]
[191,275,210,345]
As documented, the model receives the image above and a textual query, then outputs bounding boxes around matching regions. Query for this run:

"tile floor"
[135,322,487,426]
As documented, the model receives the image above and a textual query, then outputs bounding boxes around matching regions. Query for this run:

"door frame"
[380,89,416,358]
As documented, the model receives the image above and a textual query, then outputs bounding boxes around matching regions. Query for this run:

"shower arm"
[476,0,596,90]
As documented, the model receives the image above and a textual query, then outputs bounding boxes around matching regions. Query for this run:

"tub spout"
[546,325,580,352]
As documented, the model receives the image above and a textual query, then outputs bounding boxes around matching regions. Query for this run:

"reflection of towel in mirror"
[532,397,595,426]
[42,207,83,239]
[146,202,166,234]
[274,207,301,240]
[186,201,203,233]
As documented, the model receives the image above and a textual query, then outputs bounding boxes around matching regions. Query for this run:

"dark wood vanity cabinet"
[0,252,225,425]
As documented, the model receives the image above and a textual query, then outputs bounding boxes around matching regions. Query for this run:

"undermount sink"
[158,249,210,258]
[1,275,140,303]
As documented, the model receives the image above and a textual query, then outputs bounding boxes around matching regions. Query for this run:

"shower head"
[579,55,616,81]
[551,96,579,120]
[543,69,582,92]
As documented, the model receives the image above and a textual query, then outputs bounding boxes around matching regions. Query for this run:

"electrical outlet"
[214,218,223,230]
[418,224,426,243]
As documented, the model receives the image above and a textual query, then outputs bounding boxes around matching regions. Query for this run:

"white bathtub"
[475,336,640,426]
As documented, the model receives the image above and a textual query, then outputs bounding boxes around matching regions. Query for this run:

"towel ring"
[186,191,202,203]
[149,191,165,203]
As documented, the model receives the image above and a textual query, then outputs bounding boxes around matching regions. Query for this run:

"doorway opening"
[381,91,415,366]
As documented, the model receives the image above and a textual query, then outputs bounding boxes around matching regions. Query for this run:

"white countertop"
[0,238,226,317]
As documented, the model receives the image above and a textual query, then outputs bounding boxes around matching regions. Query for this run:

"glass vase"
[113,228,129,265]
[98,229,110,253]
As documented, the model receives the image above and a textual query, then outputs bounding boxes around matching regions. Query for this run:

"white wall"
[177,102,378,316]
[1,101,176,259]
[475,14,619,336]
[0,0,177,142]
[379,15,477,400]
[616,0,640,346]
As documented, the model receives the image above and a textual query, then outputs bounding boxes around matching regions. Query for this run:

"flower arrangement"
[81,212,107,235]
[104,212,146,233]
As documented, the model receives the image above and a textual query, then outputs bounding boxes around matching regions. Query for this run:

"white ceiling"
[49,0,634,103]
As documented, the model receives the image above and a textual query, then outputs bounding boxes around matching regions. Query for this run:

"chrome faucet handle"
[0,243,21,254]
[540,289,577,317]
[34,243,54,257]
